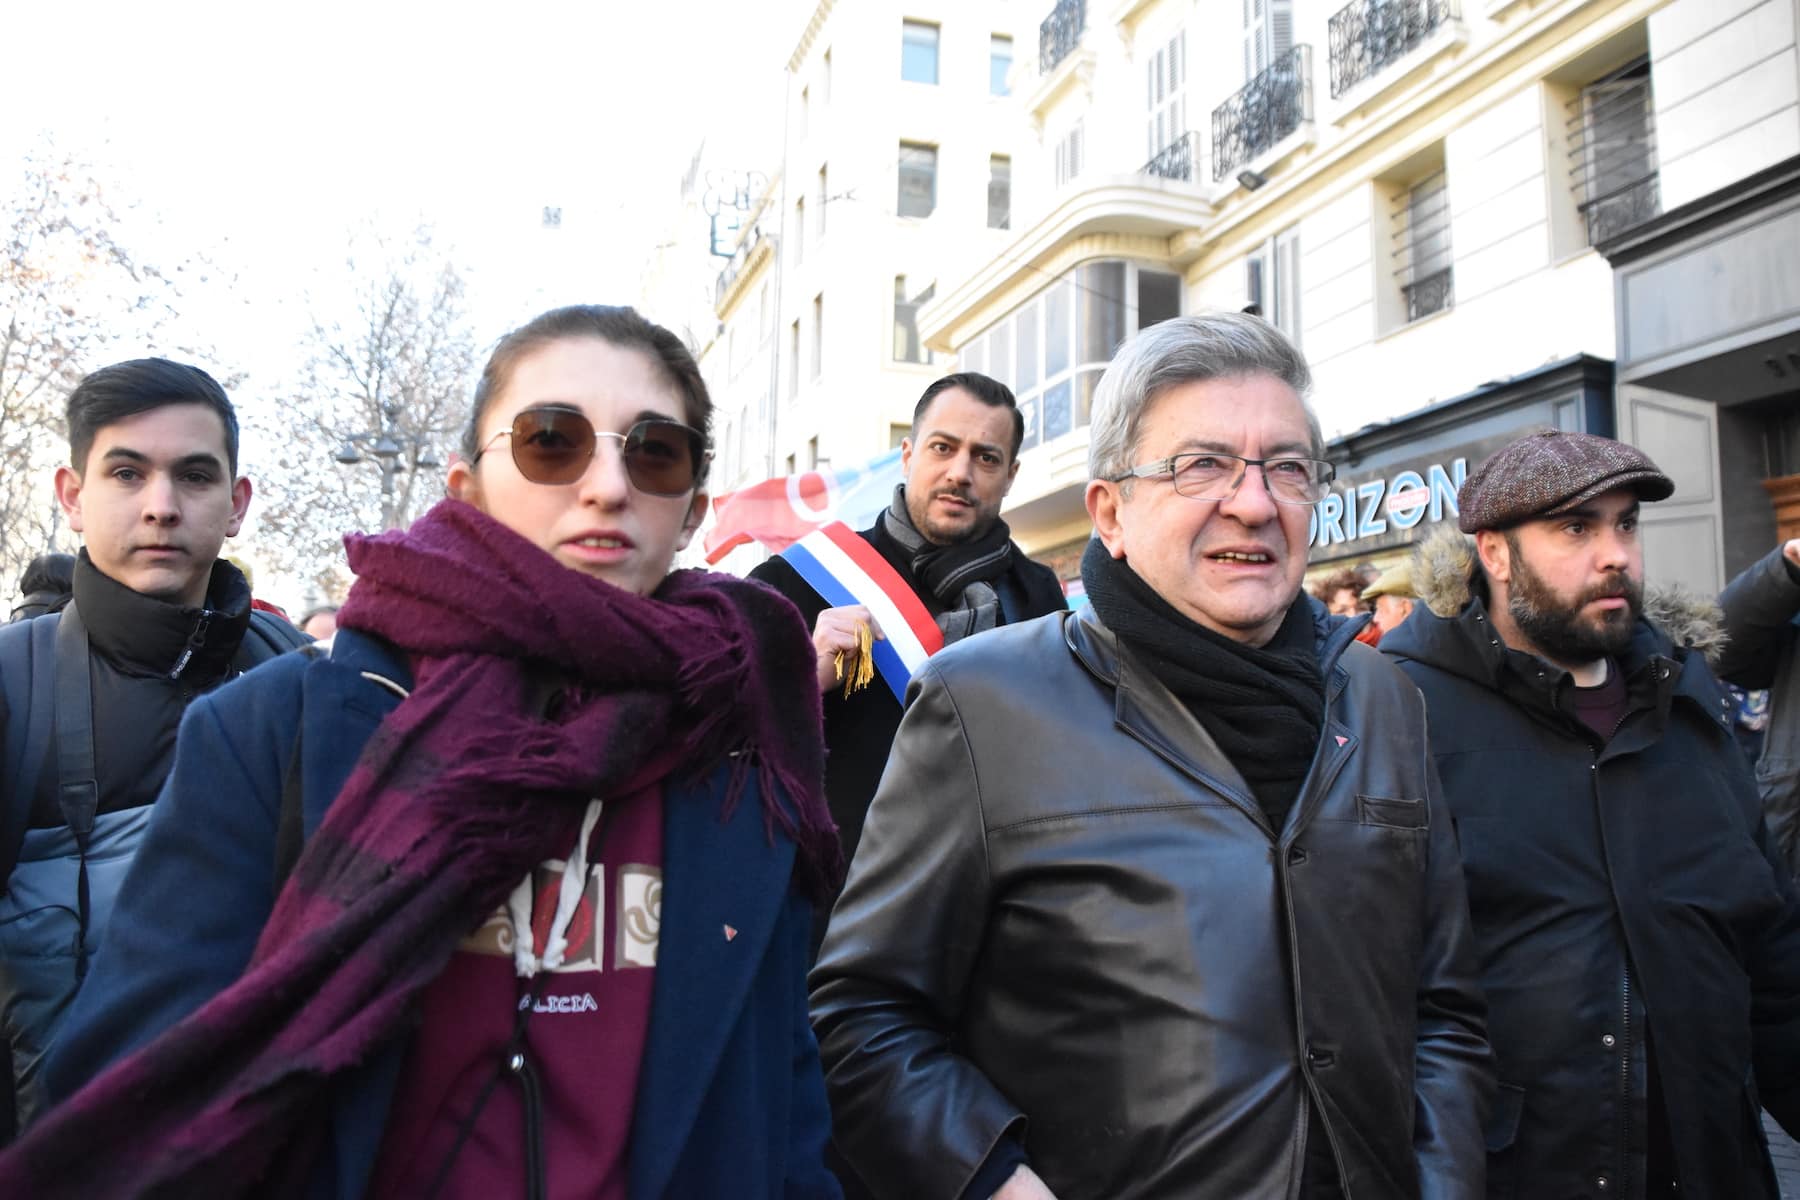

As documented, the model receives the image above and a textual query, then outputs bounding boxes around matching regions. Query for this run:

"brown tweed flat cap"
[1457,430,1674,533]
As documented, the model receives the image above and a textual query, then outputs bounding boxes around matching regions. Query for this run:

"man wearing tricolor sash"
[750,373,1063,900]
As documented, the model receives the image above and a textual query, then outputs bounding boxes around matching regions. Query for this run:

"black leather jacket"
[810,606,1491,1200]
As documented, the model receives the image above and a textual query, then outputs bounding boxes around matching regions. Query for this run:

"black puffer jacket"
[811,605,1491,1200]
[1381,531,1800,1200]
[1716,545,1800,877]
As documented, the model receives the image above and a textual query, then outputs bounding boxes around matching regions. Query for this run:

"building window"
[954,261,1178,453]
[822,49,832,101]
[1570,56,1660,245]
[894,276,937,363]
[807,436,820,469]
[1393,169,1452,322]
[811,294,825,380]
[789,319,800,399]
[1146,30,1186,161]
[991,35,1014,96]
[898,142,938,218]
[800,85,810,140]
[794,198,805,264]
[816,166,828,239]
[1246,226,1302,346]
[1138,269,1181,331]
[890,422,912,449]
[988,155,1012,230]
[902,20,939,84]
[1054,121,1085,187]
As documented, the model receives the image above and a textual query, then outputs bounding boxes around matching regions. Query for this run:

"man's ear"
[1474,529,1511,585]
[675,490,709,551]
[225,477,253,538]
[53,466,86,535]
[1086,479,1128,559]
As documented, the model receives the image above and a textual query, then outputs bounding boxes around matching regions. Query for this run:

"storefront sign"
[1309,458,1467,551]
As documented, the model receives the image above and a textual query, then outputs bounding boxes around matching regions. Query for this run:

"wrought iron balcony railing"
[1328,0,1458,99]
[1582,174,1660,244]
[1141,132,1199,183]
[1211,46,1313,183]
[1403,267,1453,322]
[1040,0,1086,76]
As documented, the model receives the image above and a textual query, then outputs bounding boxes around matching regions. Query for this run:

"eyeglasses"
[1109,452,1336,506]
[473,406,710,496]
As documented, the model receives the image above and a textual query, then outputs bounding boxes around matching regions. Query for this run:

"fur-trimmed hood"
[1404,523,1727,665]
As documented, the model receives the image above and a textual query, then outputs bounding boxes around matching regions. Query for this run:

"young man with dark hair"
[751,372,1064,901]
[0,358,307,1131]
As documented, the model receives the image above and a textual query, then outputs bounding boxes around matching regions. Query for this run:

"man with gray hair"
[811,313,1491,1199]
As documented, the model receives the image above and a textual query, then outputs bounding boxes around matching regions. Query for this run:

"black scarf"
[881,485,1017,644]
[1081,539,1325,831]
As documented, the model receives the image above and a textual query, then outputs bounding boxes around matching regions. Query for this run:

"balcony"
[1211,47,1313,183]
[1328,0,1458,100]
[1582,174,1660,244]
[1040,0,1085,76]
[713,226,773,319]
[1142,132,1200,183]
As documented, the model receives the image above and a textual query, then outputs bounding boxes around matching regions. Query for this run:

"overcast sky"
[4,0,804,600]
[3,0,798,376]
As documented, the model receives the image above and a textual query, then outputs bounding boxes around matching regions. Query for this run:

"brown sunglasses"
[473,406,709,496]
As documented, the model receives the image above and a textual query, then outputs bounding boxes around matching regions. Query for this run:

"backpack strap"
[239,609,311,669]
[0,615,59,889]
[51,604,100,981]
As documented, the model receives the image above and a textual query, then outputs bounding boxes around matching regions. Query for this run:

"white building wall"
[1651,0,1800,210]
[777,0,1020,476]
[1187,76,1618,442]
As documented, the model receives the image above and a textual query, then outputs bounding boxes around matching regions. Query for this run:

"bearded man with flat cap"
[1381,430,1800,1199]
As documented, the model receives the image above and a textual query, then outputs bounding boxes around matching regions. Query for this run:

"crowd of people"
[0,304,1798,1200]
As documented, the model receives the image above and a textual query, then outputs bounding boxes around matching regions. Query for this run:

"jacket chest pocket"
[1357,793,1427,831]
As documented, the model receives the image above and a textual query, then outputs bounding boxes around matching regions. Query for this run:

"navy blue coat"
[44,630,841,1200]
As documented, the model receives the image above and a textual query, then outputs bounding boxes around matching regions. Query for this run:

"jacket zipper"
[1594,696,1637,1198]
[1618,963,1635,1197]
[167,609,218,680]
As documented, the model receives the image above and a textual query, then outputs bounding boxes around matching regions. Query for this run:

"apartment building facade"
[917,0,1800,593]
[696,0,1027,573]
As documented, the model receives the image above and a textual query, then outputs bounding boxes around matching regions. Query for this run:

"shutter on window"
[1270,0,1293,63]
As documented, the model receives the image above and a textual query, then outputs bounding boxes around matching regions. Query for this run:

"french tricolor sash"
[780,522,945,702]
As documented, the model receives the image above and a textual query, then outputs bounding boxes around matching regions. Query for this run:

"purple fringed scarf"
[0,499,837,1199]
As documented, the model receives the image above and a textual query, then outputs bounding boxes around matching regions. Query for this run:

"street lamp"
[333,402,442,530]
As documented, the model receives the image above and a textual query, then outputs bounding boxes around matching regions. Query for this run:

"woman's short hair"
[1310,567,1365,609]
[460,305,713,487]
[1087,312,1321,484]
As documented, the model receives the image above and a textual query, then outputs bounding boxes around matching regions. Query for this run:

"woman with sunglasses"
[5,306,844,1200]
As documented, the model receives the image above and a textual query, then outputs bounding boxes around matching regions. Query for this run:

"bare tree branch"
[242,226,478,600]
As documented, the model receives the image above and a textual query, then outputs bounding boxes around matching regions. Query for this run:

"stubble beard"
[1505,540,1642,666]
[907,486,997,547]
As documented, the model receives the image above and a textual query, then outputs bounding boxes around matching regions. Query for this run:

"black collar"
[70,550,252,681]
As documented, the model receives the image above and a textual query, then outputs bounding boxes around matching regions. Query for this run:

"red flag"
[701,449,905,565]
